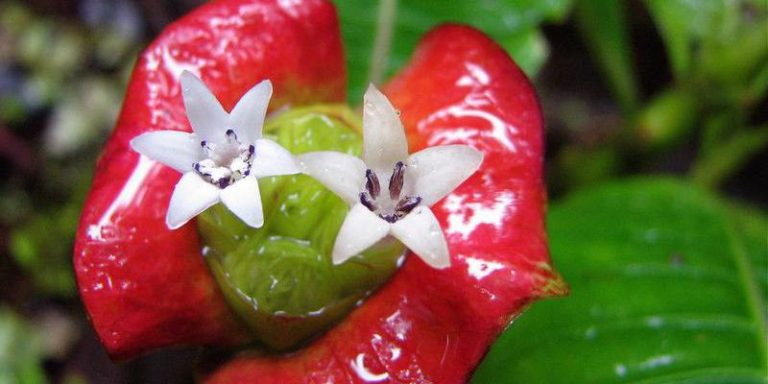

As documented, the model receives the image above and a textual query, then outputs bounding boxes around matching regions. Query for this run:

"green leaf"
[574,0,638,112]
[336,0,573,101]
[645,0,768,95]
[9,199,82,297]
[728,203,768,319]
[645,0,736,79]
[473,178,767,383]
[0,308,47,384]
[632,87,699,152]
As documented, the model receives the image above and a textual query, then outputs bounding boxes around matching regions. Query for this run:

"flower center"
[193,129,255,189]
[359,161,421,223]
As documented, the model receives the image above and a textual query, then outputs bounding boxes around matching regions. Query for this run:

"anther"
[395,195,421,215]
[379,213,398,223]
[365,169,380,199]
[225,129,238,143]
[360,191,378,211]
[389,161,405,199]
[192,131,257,189]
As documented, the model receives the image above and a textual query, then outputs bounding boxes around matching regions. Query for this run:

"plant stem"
[575,0,639,113]
[690,125,768,189]
[368,0,397,86]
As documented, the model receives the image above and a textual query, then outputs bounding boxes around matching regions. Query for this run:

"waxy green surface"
[197,106,404,350]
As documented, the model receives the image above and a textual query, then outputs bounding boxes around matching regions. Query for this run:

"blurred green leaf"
[746,58,768,106]
[0,2,34,37]
[474,178,767,383]
[336,0,573,101]
[696,22,768,107]
[551,144,622,191]
[728,203,768,317]
[0,96,26,123]
[645,0,738,79]
[0,185,33,224]
[498,28,549,80]
[575,0,638,112]
[0,308,47,384]
[632,87,699,152]
[645,0,768,94]
[9,186,86,297]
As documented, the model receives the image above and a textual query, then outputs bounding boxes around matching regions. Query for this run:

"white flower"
[130,71,299,229]
[299,85,482,269]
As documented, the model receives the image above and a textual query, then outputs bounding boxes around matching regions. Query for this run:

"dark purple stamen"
[217,178,230,189]
[365,169,380,199]
[395,195,421,214]
[361,164,421,223]
[360,191,377,211]
[248,144,255,156]
[193,163,210,177]
[380,213,399,223]
[389,161,405,199]
[200,140,207,148]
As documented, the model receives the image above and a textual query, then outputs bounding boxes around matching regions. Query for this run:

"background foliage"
[0,0,765,382]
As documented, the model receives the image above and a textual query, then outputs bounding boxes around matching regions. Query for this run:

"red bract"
[74,0,565,380]
[74,0,345,359]
[204,24,565,384]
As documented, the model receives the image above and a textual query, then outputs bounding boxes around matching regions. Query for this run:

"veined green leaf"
[728,203,768,319]
[473,178,767,383]
[335,0,573,101]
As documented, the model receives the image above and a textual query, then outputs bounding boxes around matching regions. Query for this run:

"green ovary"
[197,105,404,350]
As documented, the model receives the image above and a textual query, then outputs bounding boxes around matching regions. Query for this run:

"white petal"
[229,79,272,143]
[220,176,264,228]
[249,139,301,178]
[407,145,483,206]
[332,203,391,264]
[362,84,408,170]
[166,172,221,229]
[130,131,202,173]
[298,151,367,205]
[180,71,228,142]
[390,206,450,269]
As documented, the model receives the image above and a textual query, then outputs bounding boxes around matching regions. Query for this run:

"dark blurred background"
[2,2,206,382]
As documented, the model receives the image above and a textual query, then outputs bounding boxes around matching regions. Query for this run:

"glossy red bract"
[74,0,345,359]
[74,0,564,380]
[205,24,564,384]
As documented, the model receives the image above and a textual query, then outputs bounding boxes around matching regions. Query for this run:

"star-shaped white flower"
[299,85,483,269]
[130,71,299,229]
